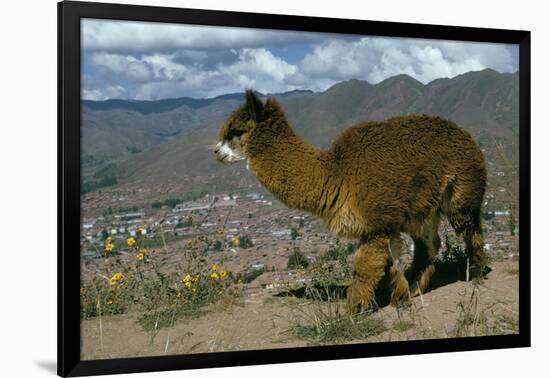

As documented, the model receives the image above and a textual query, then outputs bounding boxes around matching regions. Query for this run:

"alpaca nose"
[214,146,220,154]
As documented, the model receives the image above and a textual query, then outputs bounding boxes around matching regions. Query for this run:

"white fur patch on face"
[216,141,245,164]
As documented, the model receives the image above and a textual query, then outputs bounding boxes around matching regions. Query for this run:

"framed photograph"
[58,0,530,376]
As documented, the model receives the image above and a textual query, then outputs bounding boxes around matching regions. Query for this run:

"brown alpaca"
[215,90,488,313]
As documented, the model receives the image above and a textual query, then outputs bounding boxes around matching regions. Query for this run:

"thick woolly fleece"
[218,90,487,312]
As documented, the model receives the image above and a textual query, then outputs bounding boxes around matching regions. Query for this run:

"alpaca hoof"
[346,281,374,314]
[346,285,362,314]
[390,291,411,309]
[409,281,427,298]
[468,264,492,282]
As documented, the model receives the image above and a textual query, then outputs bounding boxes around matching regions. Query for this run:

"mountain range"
[81,68,519,192]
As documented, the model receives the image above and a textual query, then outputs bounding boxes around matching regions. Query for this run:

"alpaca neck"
[246,121,327,214]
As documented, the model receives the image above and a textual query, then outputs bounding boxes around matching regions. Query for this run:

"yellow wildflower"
[183,274,191,282]
[104,243,114,252]
[192,288,197,293]
[219,270,227,279]
[231,236,240,246]
[106,299,113,305]
[127,237,136,247]
[185,281,192,288]
[211,264,219,271]
[110,272,124,285]
[192,275,200,282]
[135,250,146,261]
[210,272,220,280]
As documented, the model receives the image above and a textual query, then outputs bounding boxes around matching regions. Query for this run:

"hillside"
[81,69,519,191]
[285,69,518,148]
[81,255,519,359]
[81,90,316,161]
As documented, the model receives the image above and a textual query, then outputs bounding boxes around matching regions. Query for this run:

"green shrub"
[80,234,239,332]
[239,267,266,283]
[151,191,208,209]
[441,233,467,263]
[176,217,193,228]
[320,239,356,262]
[212,239,223,252]
[287,247,309,269]
[239,235,254,249]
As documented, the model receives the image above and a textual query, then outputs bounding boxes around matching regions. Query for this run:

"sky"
[81,18,519,101]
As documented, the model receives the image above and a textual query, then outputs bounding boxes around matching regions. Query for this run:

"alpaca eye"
[227,129,246,140]
[235,129,246,137]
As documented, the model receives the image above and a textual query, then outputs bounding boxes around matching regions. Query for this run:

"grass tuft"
[138,305,204,331]
[292,313,386,345]
[393,320,415,332]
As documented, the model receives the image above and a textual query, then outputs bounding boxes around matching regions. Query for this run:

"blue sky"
[81,18,519,101]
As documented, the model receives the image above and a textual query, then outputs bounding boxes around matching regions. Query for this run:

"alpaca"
[215,90,488,313]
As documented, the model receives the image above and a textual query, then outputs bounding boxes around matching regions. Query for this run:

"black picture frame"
[58,1,531,376]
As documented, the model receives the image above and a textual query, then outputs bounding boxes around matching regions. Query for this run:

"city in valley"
[80,159,519,289]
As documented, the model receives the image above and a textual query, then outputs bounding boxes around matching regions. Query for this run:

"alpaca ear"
[245,89,264,122]
[264,98,284,114]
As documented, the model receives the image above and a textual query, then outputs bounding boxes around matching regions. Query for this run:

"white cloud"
[81,19,323,52]
[82,85,128,101]
[85,48,304,100]
[438,40,517,73]
[218,48,299,92]
[299,37,516,85]
[300,38,379,80]
[89,52,192,84]
[141,54,188,80]
[91,52,153,82]
[81,20,519,100]
[367,44,484,83]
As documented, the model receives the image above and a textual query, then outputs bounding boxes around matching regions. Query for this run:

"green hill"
[82,69,519,193]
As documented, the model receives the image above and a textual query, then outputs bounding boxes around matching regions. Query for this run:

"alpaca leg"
[445,174,488,281]
[449,210,488,281]
[462,221,488,280]
[387,262,411,308]
[347,235,390,314]
[410,216,441,296]
[388,235,410,307]
[409,237,437,296]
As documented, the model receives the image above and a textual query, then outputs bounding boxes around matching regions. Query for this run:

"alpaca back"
[322,114,486,236]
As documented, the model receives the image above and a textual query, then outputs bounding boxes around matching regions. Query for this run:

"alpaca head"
[214,89,264,165]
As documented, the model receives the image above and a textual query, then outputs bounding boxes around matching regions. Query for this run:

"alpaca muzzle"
[214,141,244,164]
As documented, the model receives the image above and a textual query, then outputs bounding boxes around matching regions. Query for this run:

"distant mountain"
[82,90,316,114]
[284,69,518,148]
[81,98,241,159]
[81,89,317,160]
[81,69,519,191]
[81,93,245,114]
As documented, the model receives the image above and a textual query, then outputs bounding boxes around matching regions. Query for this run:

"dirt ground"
[81,259,519,360]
